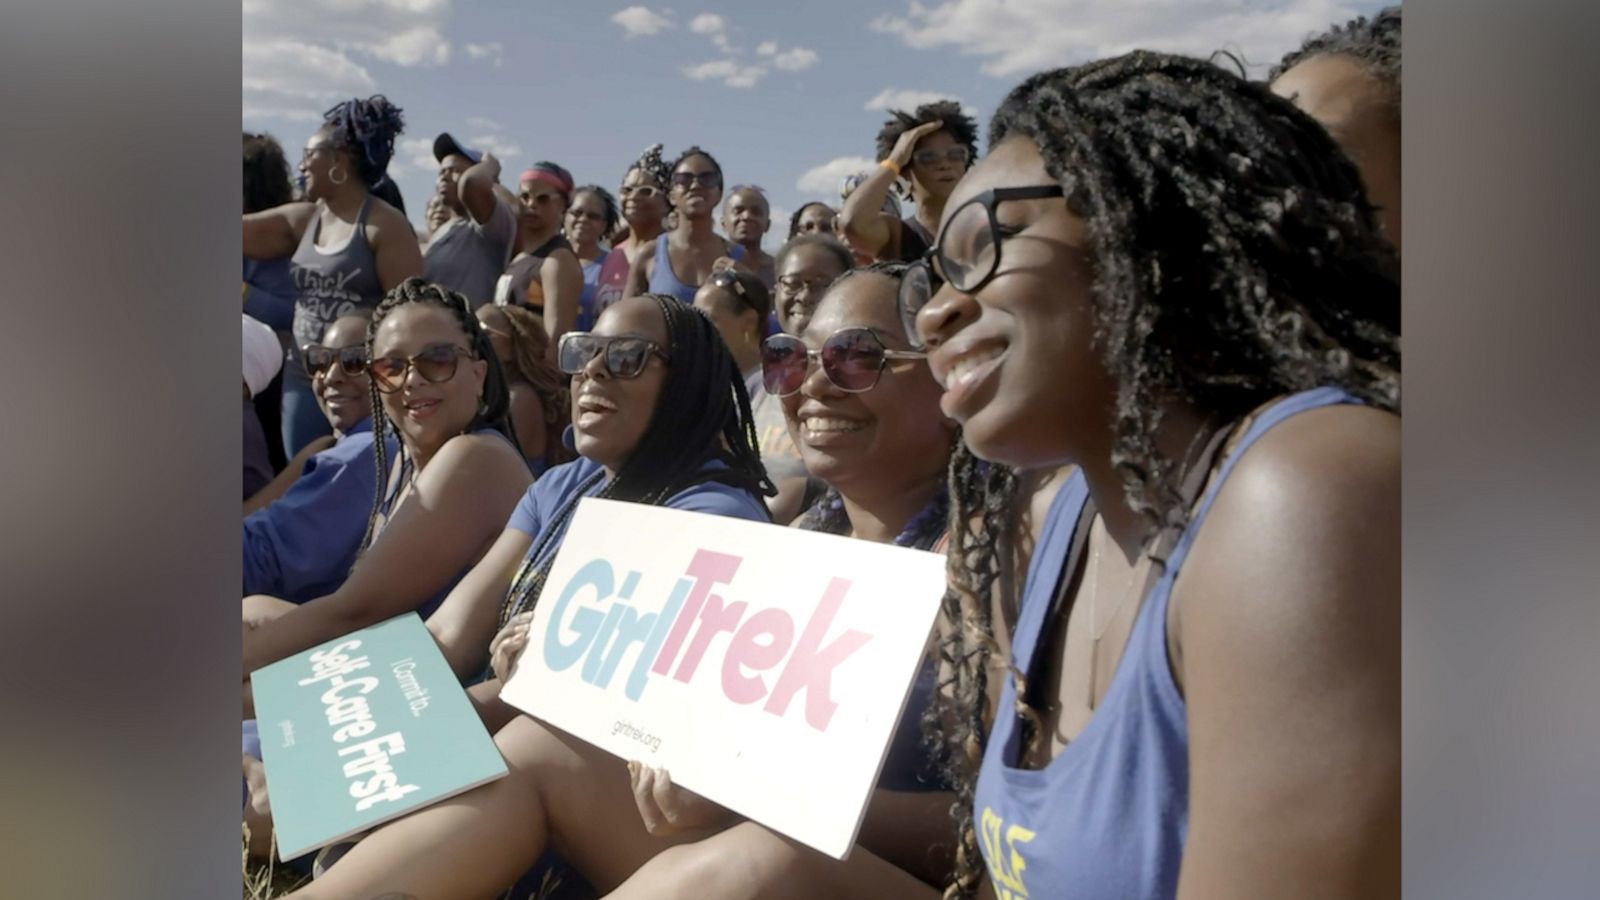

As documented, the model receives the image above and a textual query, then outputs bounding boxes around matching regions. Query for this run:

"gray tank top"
[288,197,383,385]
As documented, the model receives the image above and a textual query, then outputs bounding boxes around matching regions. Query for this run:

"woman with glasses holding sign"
[898,53,1400,899]
[624,146,745,303]
[838,99,979,265]
[242,280,533,706]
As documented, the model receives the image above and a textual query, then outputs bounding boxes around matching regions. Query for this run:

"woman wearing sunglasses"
[243,314,387,609]
[475,303,574,477]
[624,146,745,303]
[838,99,978,265]
[901,53,1401,899]
[591,143,673,324]
[278,273,968,899]
[242,279,534,706]
[242,96,424,457]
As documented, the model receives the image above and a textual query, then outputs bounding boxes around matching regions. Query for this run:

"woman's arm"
[622,238,656,300]
[1173,406,1400,900]
[540,249,584,351]
[241,433,532,677]
[243,435,336,517]
[368,201,426,292]
[507,383,548,463]
[458,152,503,225]
[243,202,316,261]
[424,525,534,681]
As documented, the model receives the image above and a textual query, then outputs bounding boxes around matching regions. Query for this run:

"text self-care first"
[297,640,421,811]
[543,549,872,731]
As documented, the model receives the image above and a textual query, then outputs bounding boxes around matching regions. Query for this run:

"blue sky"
[244,0,1391,238]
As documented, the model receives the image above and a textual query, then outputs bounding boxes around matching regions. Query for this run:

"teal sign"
[251,613,508,860]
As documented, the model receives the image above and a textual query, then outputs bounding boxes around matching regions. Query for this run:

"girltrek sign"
[499,498,947,859]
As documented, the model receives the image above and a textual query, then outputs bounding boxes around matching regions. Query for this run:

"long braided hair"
[354,278,520,561]
[493,304,575,469]
[497,295,774,627]
[930,51,1403,897]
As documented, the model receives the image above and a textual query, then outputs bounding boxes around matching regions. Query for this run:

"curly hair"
[498,295,774,627]
[243,132,292,214]
[1272,5,1402,107]
[319,95,406,190]
[927,50,1403,897]
[492,305,576,469]
[873,99,980,168]
[356,278,520,559]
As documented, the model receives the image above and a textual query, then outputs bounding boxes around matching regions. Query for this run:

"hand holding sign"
[489,611,535,683]
[628,762,733,837]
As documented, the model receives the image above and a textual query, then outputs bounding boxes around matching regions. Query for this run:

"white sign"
[499,498,947,859]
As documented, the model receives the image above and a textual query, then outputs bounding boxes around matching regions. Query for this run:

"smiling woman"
[625,146,744,303]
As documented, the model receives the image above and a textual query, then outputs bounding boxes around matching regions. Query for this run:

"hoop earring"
[328,165,349,186]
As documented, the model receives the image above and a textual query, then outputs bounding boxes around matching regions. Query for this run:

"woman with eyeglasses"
[475,303,573,476]
[242,279,533,709]
[773,234,856,336]
[897,52,1401,899]
[788,201,838,241]
[837,99,978,265]
[591,144,672,325]
[493,162,585,356]
[564,184,621,331]
[277,273,973,899]
[624,146,744,303]
[242,96,424,457]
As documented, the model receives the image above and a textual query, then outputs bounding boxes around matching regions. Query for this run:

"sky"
[243,0,1393,238]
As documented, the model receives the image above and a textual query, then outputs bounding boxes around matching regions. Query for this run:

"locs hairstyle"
[355,278,520,559]
[928,51,1402,899]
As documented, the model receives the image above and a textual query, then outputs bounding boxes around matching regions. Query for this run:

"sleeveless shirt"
[287,197,383,386]
[972,388,1365,899]
[646,231,745,302]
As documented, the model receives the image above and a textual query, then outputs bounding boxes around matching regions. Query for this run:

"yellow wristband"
[879,158,902,178]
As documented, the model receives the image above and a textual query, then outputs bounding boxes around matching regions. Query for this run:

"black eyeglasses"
[897,185,1065,350]
[671,171,722,189]
[368,344,474,394]
[302,343,368,379]
[558,332,670,379]
[761,328,926,397]
[912,145,971,168]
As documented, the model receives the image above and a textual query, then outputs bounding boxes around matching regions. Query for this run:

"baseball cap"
[433,132,483,165]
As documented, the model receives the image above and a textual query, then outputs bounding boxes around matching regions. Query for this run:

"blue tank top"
[973,387,1363,899]
[576,251,608,331]
[646,231,744,302]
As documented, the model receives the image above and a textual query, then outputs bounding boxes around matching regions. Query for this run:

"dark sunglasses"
[761,328,927,397]
[671,171,722,189]
[912,145,971,167]
[558,332,670,378]
[302,343,368,378]
[368,343,474,394]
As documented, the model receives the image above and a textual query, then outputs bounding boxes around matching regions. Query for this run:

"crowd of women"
[238,6,1401,898]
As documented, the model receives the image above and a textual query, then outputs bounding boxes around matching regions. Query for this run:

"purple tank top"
[287,197,383,385]
[646,231,743,303]
[973,387,1363,899]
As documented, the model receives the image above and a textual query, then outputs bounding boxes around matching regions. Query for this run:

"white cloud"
[242,40,377,121]
[465,115,503,131]
[797,156,878,195]
[466,133,523,160]
[464,41,503,67]
[368,25,450,66]
[612,6,675,37]
[864,87,980,119]
[869,0,1362,78]
[396,136,439,175]
[772,47,818,71]
[757,40,777,56]
[683,58,768,89]
[690,13,725,34]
